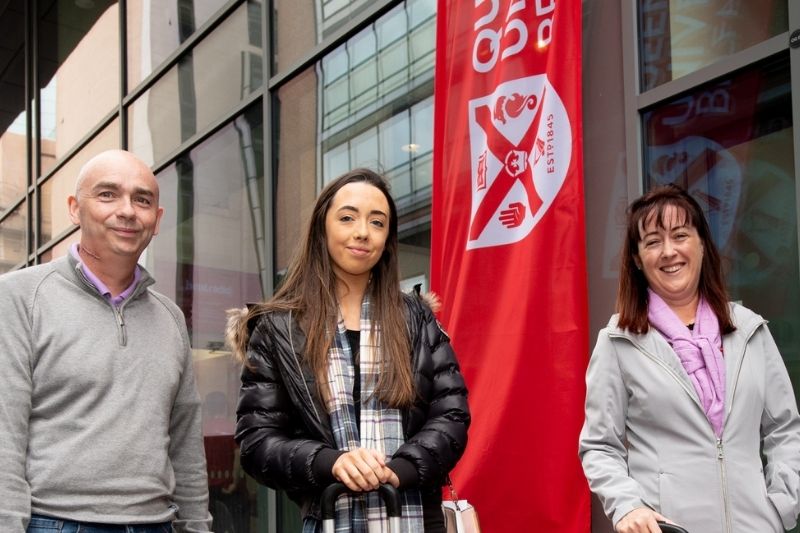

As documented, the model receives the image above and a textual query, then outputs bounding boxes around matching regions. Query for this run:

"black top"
[345,328,443,531]
[345,329,361,428]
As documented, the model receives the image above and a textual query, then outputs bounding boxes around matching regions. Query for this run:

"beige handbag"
[441,477,482,533]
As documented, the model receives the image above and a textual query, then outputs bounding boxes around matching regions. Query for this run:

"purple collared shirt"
[70,243,142,307]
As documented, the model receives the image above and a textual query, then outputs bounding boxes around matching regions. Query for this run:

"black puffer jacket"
[234,293,470,520]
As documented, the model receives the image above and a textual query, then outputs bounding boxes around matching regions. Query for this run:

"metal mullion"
[22,0,35,266]
[120,0,128,148]
[150,88,264,175]
[637,33,788,110]
[262,0,276,529]
[790,0,800,299]
[620,0,643,199]
[267,0,400,92]
[122,0,245,107]
[31,0,40,264]
[262,0,274,299]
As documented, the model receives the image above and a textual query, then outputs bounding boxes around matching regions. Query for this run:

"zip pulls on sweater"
[113,306,127,346]
[73,265,148,347]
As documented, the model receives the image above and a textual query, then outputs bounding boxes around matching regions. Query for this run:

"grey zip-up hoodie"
[580,303,800,532]
[0,255,211,532]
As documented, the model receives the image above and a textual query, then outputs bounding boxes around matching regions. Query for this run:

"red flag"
[431,1,590,531]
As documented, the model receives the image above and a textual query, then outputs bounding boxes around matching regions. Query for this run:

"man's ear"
[67,195,81,226]
[152,206,164,236]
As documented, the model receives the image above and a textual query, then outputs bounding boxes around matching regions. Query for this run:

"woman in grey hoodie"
[580,185,800,533]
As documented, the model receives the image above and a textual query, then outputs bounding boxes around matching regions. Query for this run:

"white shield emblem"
[467,74,572,249]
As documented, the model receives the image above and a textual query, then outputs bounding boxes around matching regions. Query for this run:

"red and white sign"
[432,1,590,531]
[467,75,571,248]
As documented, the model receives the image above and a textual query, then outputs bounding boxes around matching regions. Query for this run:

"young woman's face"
[636,204,704,308]
[325,181,390,287]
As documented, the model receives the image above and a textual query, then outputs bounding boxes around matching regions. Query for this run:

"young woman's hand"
[332,448,391,491]
[385,468,400,488]
[616,507,671,533]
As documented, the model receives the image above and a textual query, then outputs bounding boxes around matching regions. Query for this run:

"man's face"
[68,155,164,260]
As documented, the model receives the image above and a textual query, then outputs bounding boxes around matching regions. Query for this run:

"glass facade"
[642,53,799,379]
[637,0,788,90]
[0,0,798,531]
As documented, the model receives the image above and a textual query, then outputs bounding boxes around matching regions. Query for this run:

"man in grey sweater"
[0,150,212,532]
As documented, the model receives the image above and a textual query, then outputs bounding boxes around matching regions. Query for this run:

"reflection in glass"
[322,96,433,202]
[38,0,119,167]
[272,0,379,72]
[319,1,435,137]
[638,0,788,91]
[40,119,120,244]
[380,112,411,197]
[0,41,28,211]
[0,202,26,273]
[128,0,263,166]
[642,54,799,384]
[275,68,318,270]
[39,230,80,264]
[146,104,265,350]
[144,103,265,531]
[126,0,230,89]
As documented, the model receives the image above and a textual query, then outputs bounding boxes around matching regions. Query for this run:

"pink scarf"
[647,289,726,437]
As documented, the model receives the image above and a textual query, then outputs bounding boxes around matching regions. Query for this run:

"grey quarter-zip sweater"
[0,254,211,532]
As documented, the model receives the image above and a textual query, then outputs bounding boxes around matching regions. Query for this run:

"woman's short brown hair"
[616,184,735,334]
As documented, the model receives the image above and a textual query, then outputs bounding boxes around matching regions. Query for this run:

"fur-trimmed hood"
[225,291,441,363]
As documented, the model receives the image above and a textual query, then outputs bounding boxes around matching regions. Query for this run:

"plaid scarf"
[304,296,424,532]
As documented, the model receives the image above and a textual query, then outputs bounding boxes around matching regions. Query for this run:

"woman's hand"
[385,468,400,488]
[616,507,672,533]
[332,448,392,491]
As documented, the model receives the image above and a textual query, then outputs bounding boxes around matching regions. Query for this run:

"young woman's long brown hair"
[230,168,415,407]
[616,184,735,334]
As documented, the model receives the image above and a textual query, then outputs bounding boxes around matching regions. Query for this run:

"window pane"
[39,1,119,166]
[0,202,26,273]
[638,0,788,91]
[319,2,435,138]
[40,119,119,244]
[145,105,265,350]
[323,142,350,183]
[135,103,265,531]
[273,0,380,72]
[0,19,28,211]
[380,112,411,197]
[275,68,318,270]
[128,1,263,166]
[410,96,433,191]
[0,115,28,212]
[126,0,232,89]
[351,127,379,169]
[39,230,80,264]
[642,54,799,384]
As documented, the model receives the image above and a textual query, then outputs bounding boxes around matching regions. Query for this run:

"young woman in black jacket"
[227,168,470,532]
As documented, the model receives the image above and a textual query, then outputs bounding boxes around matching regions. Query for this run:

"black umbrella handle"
[320,483,402,519]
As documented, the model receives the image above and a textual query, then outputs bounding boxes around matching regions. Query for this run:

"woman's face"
[325,181,390,287]
[636,205,704,308]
